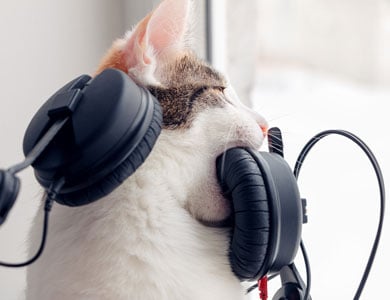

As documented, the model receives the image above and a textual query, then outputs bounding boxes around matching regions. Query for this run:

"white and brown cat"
[26,0,267,299]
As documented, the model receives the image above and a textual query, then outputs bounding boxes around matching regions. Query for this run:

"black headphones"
[0,68,307,297]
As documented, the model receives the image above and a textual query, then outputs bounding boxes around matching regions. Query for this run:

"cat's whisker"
[263,113,294,123]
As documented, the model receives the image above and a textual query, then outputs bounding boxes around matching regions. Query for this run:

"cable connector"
[45,177,65,213]
[44,195,54,212]
[258,276,268,300]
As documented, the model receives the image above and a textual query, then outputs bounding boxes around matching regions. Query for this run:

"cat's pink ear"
[123,12,154,70]
[147,0,190,53]
[123,0,190,70]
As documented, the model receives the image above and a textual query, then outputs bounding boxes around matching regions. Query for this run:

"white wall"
[0,1,124,299]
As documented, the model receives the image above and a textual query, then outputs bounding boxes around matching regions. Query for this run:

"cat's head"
[96,0,268,226]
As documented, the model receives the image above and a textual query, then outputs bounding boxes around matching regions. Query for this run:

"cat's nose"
[251,115,268,138]
[252,113,268,138]
[244,108,268,137]
[260,124,268,137]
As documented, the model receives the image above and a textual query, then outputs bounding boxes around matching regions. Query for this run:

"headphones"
[0,68,308,297]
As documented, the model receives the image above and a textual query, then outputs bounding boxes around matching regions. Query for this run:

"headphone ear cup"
[217,147,302,281]
[217,148,273,280]
[0,170,20,225]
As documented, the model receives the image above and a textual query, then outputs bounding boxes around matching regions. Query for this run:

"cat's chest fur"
[25,135,245,300]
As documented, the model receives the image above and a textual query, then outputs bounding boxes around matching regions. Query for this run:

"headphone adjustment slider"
[47,89,83,119]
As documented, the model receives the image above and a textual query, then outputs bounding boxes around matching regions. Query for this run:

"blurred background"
[0,1,388,299]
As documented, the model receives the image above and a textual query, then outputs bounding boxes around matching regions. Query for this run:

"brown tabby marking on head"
[149,53,227,129]
[158,53,225,87]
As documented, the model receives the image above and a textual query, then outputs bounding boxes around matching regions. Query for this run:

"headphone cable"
[0,178,64,268]
[293,129,385,300]
[298,240,311,300]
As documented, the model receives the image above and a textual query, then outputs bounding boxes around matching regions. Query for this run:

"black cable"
[246,283,258,294]
[0,178,64,268]
[7,117,69,175]
[299,240,311,300]
[293,129,385,300]
[0,202,51,268]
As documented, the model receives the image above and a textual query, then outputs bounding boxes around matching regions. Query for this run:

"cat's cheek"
[235,122,265,150]
[202,107,265,152]
[186,178,232,225]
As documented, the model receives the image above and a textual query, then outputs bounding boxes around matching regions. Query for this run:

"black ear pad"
[0,170,20,225]
[216,148,302,281]
[23,68,162,206]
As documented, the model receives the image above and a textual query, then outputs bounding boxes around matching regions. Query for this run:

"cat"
[25,0,268,299]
